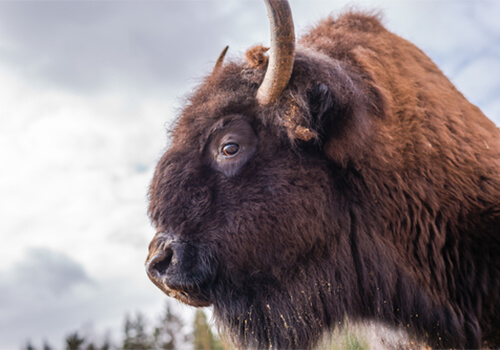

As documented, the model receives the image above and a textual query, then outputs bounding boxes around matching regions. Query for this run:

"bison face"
[146,99,336,308]
[145,38,378,347]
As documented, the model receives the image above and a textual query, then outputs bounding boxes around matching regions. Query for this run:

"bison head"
[145,1,500,349]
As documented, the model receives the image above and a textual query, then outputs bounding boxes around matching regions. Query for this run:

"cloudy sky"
[0,0,499,348]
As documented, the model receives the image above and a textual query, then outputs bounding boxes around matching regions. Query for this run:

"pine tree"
[43,340,53,350]
[24,341,36,350]
[193,309,224,350]
[151,303,184,350]
[65,332,85,350]
[60,326,108,350]
[122,312,151,350]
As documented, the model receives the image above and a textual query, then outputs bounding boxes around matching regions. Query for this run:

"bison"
[145,1,500,348]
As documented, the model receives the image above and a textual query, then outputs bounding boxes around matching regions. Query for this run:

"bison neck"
[212,202,477,349]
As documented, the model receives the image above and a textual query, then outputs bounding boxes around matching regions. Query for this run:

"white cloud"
[0,60,172,347]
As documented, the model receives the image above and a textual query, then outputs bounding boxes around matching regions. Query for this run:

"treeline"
[24,304,226,350]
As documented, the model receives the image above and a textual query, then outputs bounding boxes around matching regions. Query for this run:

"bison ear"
[305,82,371,163]
[306,83,339,144]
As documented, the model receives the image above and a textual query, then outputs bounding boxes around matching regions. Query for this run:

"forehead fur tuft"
[245,45,269,69]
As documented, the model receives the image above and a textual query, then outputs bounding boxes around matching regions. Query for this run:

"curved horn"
[213,45,229,74]
[256,0,295,106]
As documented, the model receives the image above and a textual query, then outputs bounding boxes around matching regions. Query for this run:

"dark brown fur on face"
[147,11,500,349]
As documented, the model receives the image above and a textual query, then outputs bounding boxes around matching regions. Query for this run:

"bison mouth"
[146,234,213,307]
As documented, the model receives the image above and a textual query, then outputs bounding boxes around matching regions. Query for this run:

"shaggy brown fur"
[147,12,500,349]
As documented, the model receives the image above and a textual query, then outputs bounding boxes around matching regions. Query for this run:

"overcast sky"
[0,1,499,348]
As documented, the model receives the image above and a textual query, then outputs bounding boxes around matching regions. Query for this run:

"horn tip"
[213,45,230,73]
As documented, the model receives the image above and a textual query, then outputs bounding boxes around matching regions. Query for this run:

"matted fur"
[147,11,500,349]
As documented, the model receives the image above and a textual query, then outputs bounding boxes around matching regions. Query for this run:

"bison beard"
[146,6,500,350]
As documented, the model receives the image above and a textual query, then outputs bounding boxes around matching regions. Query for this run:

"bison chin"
[146,232,214,307]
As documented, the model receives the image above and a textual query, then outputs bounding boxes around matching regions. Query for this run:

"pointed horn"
[256,0,295,106]
[213,45,229,74]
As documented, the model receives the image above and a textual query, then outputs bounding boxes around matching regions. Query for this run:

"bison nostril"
[148,249,173,279]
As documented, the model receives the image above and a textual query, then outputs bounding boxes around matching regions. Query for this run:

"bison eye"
[221,143,240,157]
[205,118,257,177]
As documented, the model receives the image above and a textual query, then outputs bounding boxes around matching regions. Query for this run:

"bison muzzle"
[145,1,500,348]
